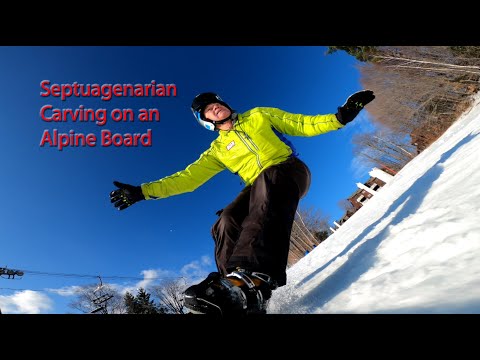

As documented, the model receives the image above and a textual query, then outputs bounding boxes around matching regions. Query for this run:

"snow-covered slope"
[269,93,480,314]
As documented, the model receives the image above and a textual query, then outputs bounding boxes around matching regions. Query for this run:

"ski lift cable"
[16,268,184,281]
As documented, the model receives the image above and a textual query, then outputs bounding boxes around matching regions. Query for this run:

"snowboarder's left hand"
[110,181,145,210]
[336,89,375,125]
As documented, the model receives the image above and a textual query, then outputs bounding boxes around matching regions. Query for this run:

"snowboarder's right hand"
[110,181,145,211]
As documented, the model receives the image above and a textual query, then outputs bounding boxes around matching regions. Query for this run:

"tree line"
[68,278,187,314]
[328,46,480,170]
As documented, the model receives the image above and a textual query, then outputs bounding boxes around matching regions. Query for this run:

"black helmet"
[191,92,233,131]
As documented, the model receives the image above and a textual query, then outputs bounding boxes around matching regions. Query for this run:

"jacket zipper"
[234,130,263,169]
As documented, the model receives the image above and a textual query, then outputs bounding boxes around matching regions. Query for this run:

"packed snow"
[268,93,480,314]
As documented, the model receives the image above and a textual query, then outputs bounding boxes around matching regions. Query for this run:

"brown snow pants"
[211,156,311,287]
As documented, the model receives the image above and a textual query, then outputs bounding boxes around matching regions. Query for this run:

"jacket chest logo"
[226,140,236,150]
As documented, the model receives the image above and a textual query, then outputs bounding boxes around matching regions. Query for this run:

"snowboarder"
[109,90,375,315]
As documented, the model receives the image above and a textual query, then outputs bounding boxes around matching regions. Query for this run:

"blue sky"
[0,46,375,313]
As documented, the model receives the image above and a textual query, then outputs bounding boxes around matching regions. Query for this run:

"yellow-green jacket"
[141,107,344,200]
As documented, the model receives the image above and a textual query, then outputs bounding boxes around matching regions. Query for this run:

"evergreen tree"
[326,46,379,62]
[124,291,137,314]
[124,288,160,314]
[135,288,159,314]
[314,230,330,243]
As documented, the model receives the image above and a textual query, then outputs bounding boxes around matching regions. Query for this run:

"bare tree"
[69,283,126,314]
[288,206,330,266]
[151,278,188,314]
[352,132,413,172]
[352,131,415,167]
[354,46,479,154]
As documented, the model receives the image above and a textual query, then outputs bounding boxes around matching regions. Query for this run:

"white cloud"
[112,258,214,296]
[180,255,214,285]
[200,255,213,266]
[0,290,53,314]
[350,155,374,180]
[46,285,84,297]
[112,268,182,296]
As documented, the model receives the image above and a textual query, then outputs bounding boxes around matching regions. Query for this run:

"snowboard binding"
[183,270,277,316]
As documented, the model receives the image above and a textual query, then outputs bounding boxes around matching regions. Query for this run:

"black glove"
[110,181,145,211]
[336,89,375,125]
